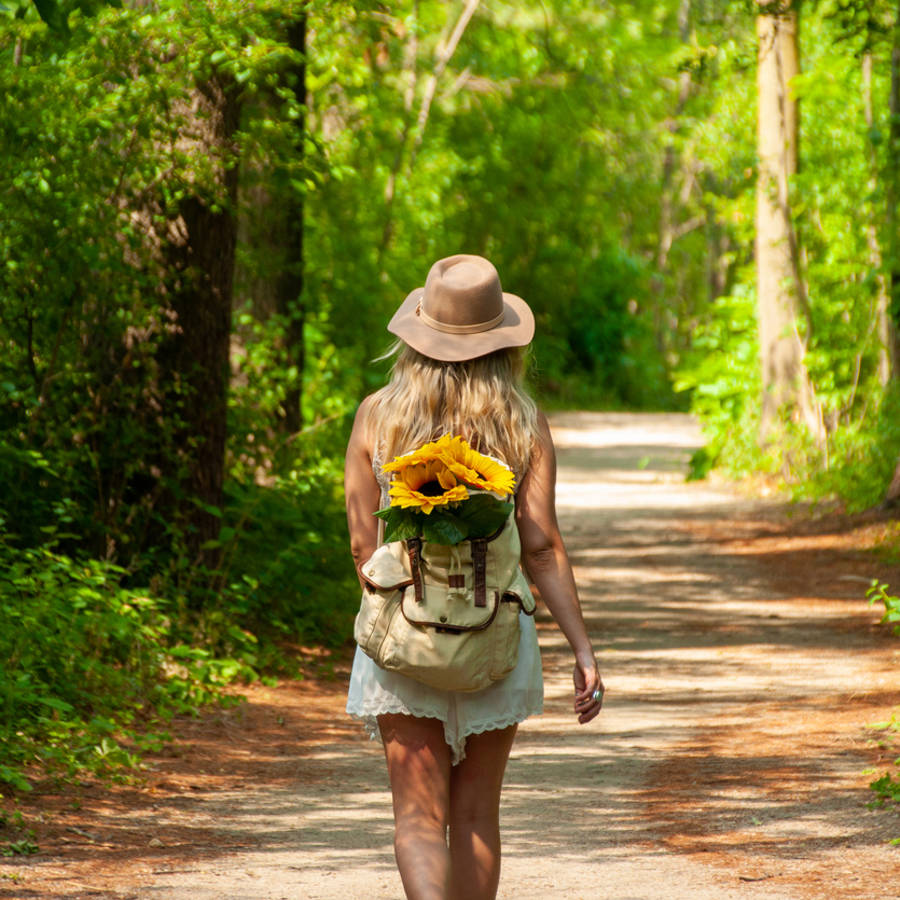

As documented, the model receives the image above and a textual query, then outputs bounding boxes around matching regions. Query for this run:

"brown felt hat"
[388,254,534,362]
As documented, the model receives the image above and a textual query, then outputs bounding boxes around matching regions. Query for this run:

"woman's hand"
[573,651,603,724]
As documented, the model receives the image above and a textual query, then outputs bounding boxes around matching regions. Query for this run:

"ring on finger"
[591,688,604,702]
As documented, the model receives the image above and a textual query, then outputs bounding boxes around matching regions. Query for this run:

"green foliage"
[868,580,900,635]
[0,532,245,790]
[304,1,692,412]
[867,709,900,830]
[865,587,900,823]
[676,282,762,478]
[376,495,514,545]
[2,837,39,857]
[215,454,359,649]
[676,5,900,511]
[793,386,900,509]
[869,768,900,812]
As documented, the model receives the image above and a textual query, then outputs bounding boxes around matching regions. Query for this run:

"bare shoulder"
[354,393,377,421]
[530,408,556,465]
[346,394,378,458]
[518,408,556,495]
[352,394,378,431]
[535,408,552,439]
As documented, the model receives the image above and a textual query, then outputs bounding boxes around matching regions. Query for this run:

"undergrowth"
[0,446,359,796]
[866,582,900,830]
[0,535,247,794]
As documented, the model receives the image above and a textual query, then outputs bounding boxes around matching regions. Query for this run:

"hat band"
[416,302,505,335]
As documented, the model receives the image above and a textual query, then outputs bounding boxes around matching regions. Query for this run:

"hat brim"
[387,288,535,362]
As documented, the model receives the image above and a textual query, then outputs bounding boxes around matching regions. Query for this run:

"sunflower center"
[417,480,447,497]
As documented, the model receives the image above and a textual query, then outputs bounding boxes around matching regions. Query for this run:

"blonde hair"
[366,344,539,477]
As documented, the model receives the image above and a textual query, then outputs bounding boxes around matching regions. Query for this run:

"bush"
[866,583,900,828]
[210,462,359,652]
[0,537,181,789]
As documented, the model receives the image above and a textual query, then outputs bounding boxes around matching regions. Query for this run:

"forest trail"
[5,412,900,900]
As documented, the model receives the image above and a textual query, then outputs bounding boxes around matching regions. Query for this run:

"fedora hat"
[388,254,534,362]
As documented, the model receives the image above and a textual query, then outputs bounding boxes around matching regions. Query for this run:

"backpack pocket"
[354,583,404,663]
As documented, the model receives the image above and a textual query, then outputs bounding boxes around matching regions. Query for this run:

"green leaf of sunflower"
[456,495,513,538]
[421,512,469,545]
[375,507,422,543]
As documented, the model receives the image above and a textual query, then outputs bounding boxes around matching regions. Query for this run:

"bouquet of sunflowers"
[376,434,516,544]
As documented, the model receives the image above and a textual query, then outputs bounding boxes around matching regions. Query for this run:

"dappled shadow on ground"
[559,500,900,900]
[634,692,900,900]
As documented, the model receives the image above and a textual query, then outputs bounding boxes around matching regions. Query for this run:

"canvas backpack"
[354,511,536,692]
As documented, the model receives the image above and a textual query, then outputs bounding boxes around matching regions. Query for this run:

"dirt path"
[3,412,900,899]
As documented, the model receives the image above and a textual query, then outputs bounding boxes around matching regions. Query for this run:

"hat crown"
[387,253,534,362]
[422,255,504,329]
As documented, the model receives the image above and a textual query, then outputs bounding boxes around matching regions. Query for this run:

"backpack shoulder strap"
[470,537,488,608]
[407,537,425,604]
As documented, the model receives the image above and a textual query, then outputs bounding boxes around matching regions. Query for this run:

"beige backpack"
[354,512,536,692]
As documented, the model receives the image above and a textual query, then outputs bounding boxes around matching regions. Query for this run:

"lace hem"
[346,698,542,765]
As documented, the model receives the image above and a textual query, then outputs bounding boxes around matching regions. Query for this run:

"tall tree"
[755,0,822,444]
[862,50,895,388]
[883,2,900,375]
[276,12,307,436]
[161,71,241,555]
[884,0,900,506]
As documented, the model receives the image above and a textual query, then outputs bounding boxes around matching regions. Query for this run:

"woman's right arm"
[516,411,603,723]
[344,397,382,582]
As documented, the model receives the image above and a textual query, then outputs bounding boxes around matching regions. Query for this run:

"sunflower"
[437,435,516,496]
[381,435,452,473]
[388,459,469,514]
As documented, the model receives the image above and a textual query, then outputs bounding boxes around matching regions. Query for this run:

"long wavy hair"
[365,344,539,478]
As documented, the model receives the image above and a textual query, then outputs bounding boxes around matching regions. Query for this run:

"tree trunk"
[755,1,822,445]
[163,74,240,557]
[886,461,900,506]
[885,3,900,508]
[277,13,307,437]
[863,52,895,388]
[887,4,900,368]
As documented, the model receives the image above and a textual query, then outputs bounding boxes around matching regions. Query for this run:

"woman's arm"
[344,397,382,584]
[516,411,603,723]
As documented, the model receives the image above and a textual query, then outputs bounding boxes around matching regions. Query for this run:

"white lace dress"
[345,455,544,764]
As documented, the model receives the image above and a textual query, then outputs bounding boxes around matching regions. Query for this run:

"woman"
[345,254,603,900]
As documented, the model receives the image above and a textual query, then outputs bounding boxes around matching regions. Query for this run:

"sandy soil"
[2,411,899,899]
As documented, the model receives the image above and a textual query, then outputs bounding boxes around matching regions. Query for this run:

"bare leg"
[379,714,452,900]
[448,725,518,900]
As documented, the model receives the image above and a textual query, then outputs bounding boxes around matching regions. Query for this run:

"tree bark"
[755,1,822,444]
[886,461,900,506]
[887,5,900,367]
[277,13,307,436]
[885,3,900,507]
[163,74,240,557]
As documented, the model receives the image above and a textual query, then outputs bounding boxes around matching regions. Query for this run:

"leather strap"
[407,538,424,604]
[471,538,487,608]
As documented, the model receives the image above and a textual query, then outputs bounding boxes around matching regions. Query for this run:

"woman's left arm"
[516,412,603,723]
[344,398,382,582]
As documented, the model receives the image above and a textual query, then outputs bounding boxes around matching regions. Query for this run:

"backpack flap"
[400,579,499,632]
[359,543,413,592]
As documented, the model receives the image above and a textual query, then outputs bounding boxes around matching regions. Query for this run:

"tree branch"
[380,0,481,257]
